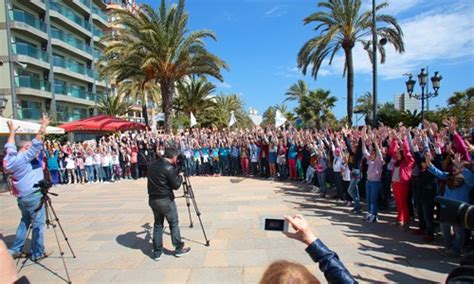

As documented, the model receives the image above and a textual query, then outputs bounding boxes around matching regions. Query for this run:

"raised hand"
[40,113,50,129]
[283,215,317,246]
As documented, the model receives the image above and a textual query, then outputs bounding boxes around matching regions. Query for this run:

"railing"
[53,56,93,78]
[15,75,51,91]
[93,49,102,59]
[93,27,104,38]
[51,29,92,54]
[80,0,90,7]
[92,5,108,22]
[13,42,49,62]
[49,1,91,31]
[9,9,46,32]
[18,108,42,120]
[54,83,96,101]
[57,111,86,122]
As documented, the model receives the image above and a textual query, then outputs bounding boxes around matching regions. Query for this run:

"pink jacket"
[453,133,471,162]
[390,138,414,183]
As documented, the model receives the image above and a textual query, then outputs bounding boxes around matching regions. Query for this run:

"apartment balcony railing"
[18,108,42,120]
[93,27,104,38]
[92,5,109,22]
[49,1,91,31]
[15,75,51,92]
[57,111,87,122]
[54,83,96,101]
[9,9,46,32]
[13,42,49,63]
[51,29,92,54]
[53,56,93,78]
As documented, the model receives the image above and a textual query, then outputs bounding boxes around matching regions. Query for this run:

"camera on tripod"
[176,154,186,174]
[35,179,53,194]
[435,196,474,230]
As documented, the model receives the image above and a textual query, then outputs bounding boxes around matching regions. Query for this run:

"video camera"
[176,154,186,174]
[35,179,53,194]
[435,196,474,230]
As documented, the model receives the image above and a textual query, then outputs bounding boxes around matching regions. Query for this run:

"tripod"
[23,189,76,283]
[178,174,210,246]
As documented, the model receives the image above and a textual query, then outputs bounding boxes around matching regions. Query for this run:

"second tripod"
[179,174,210,246]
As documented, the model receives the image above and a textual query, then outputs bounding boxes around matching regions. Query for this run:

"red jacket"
[390,138,414,183]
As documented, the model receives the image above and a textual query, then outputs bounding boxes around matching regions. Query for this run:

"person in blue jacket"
[261,214,357,284]
[426,152,474,257]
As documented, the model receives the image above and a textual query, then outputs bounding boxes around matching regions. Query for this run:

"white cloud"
[362,0,423,16]
[321,5,474,80]
[265,5,286,17]
[274,66,302,79]
[216,82,232,89]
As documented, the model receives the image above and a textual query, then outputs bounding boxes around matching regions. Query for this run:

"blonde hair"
[260,260,320,284]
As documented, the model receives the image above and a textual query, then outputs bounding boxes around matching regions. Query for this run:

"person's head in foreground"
[260,260,320,284]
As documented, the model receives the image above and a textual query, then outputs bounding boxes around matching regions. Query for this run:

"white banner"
[229,111,236,127]
[275,109,287,128]
[190,112,197,127]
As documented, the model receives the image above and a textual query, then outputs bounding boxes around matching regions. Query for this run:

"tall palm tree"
[97,94,133,116]
[295,88,337,128]
[100,0,228,133]
[175,76,215,118]
[203,94,250,129]
[354,91,373,125]
[118,79,161,127]
[297,0,404,125]
[284,80,309,103]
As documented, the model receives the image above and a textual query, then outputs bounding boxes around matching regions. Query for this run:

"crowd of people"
[5,117,473,258]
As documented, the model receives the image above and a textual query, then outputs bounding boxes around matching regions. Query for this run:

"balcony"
[16,75,51,92]
[53,57,94,80]
[92,5,109,27]
[54,83,96,102]
[92,27,104,41]
[49,1,91,36]
[51,29,92,54]
[57,111,86,122]
[13,42,49,63]
[18,108,42,120]
[9,9,48,40]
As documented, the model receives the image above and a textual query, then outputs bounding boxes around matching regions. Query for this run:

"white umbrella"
[0,117,65,135]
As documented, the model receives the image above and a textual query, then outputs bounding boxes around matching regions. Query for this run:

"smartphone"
[260,217,289,232]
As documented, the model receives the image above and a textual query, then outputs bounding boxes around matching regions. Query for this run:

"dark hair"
[163,147,178,159]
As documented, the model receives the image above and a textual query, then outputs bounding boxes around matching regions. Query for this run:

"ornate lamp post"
[405,68,442,123]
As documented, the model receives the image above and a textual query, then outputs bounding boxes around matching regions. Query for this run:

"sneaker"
[365,213,372,219]
[175,247,191,258]
[440,248,460,258]
[153,250,162,261]
[11,251,29,259]
[311,186,317,193]
[345,201,352,207]
[32,249,53,262]
[367,214,377,223]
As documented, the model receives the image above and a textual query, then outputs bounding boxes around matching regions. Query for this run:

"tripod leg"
[45,202,72,284]
[46,199,76,258]
[186,183,210,246]
[184,192,194,228]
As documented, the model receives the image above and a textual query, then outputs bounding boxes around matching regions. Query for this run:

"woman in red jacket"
[390,128,415,228]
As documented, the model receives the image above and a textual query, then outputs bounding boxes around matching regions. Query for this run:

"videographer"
[4,115,52,261]
[147,146,190,261]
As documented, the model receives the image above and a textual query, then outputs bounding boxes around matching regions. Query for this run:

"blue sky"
[138,0,474,121]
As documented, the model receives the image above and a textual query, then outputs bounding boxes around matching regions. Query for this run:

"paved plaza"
[1,177,458,283]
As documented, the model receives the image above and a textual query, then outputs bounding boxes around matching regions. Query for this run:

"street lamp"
[404,68,442,123]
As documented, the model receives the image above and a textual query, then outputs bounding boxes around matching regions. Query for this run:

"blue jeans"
[86,165,94,182]
[148,198,184,252]
[348,169,361,210]
[184,158,194,176]
[278,163,287,180]
[317,171,327,193]
[50,169,59,185]
[441,223,465,254]
[94,164,102,181]
[366,180,382,216]
[9,192,45,259]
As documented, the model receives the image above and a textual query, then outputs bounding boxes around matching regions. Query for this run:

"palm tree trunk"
[142,104,149,128]
[344,47,354,126]
[160,81,174,133]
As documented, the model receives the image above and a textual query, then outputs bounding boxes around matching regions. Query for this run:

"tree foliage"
[298,0,404,125]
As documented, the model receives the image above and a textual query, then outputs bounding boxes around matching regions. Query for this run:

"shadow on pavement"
[275,184,458,281]
[115,223,173,259]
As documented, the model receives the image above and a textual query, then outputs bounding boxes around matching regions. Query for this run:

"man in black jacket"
[147,147,190,261]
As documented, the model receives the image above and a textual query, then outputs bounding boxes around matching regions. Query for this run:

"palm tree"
[97,94,133,116]
[297,0,404,125]
[447,87,474,127]
[203,94,250,129]
[100,0,228,133]
[118,79,161,127]
[295,88,337,128]
[284,80,309,103]
[354,91,373,125]
[175,76,215,120]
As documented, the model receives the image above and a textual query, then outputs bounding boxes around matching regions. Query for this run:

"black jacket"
[147,158,183,199]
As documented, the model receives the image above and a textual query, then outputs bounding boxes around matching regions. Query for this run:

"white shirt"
[66,157,75,169]
[85,155,94,166]
[333,156,343,172]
